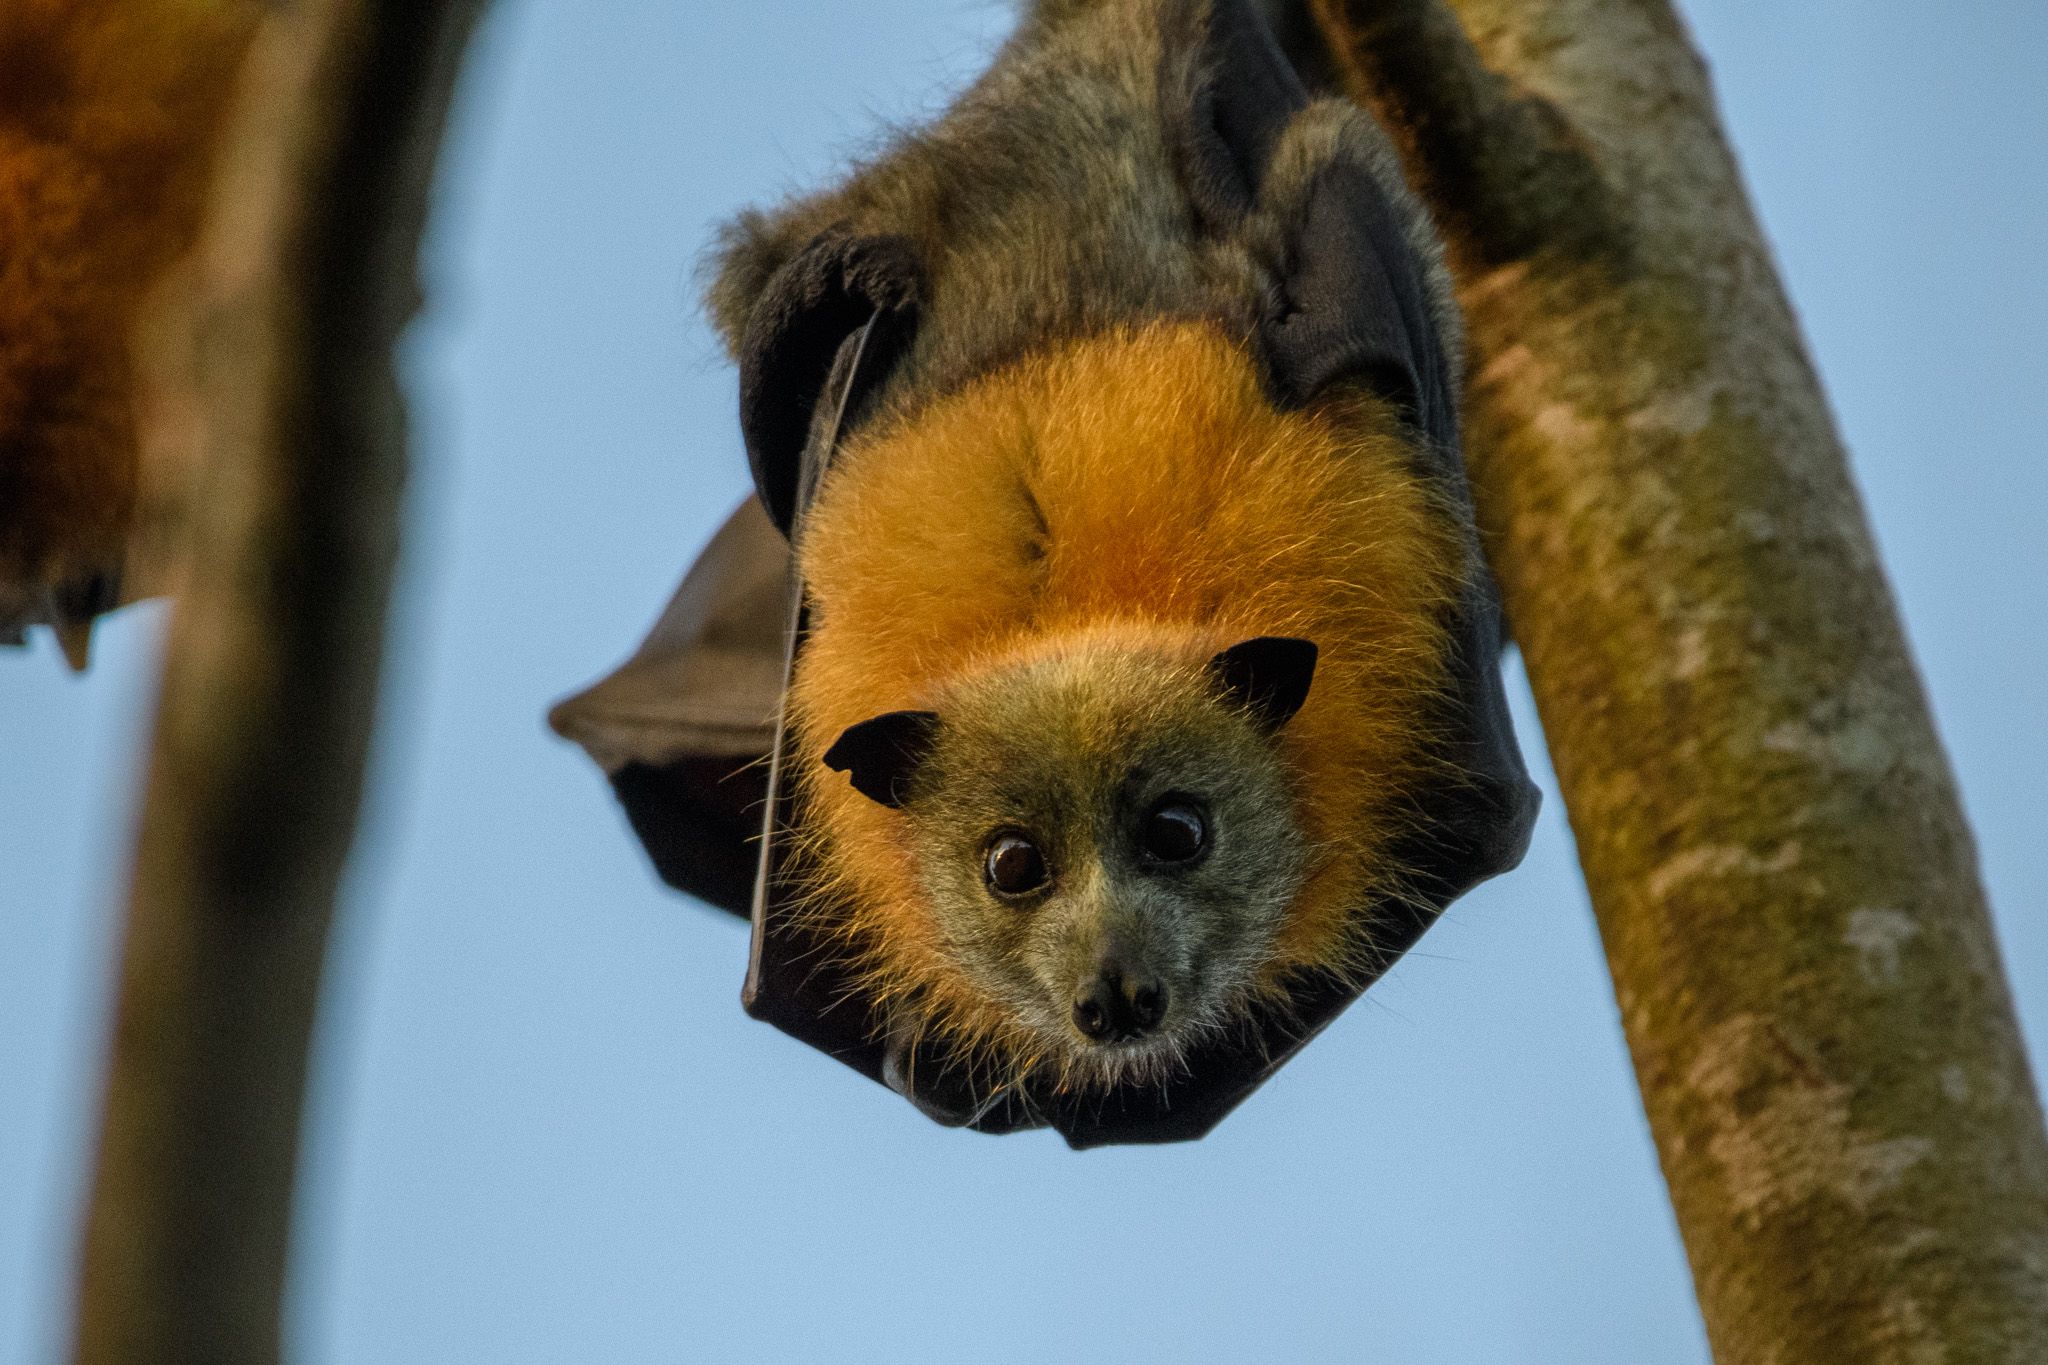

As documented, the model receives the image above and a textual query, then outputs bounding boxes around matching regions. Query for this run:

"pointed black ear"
[822,710,942,808]
[1207,637,1318,732]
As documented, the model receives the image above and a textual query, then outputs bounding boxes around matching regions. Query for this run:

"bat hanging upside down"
[0,1,260,665]
[554,0,1537,1144]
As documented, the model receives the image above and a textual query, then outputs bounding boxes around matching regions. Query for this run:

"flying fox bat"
[0,0,260,666]
[552,0,1537,1146]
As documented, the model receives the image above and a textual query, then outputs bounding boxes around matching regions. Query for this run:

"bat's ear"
[1206,636,1317,732]
[737,228,924,535]
[822,709,942,808]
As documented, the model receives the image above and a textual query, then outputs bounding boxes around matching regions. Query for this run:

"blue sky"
[4,2,2044,1361]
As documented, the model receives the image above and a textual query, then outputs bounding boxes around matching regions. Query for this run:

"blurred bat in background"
[0,0,259,667]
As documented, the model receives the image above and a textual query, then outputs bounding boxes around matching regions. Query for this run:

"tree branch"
[1312,0,2048,1359]
[74,2,491,1361]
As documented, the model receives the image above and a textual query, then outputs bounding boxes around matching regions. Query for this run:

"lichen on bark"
[1312,0,2048,1358]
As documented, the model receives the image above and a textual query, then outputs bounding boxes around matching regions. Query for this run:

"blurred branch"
[75,1,491,1361]
[1309,0,2048,1358]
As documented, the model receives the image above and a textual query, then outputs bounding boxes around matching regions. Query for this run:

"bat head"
[825,635,1319,1086]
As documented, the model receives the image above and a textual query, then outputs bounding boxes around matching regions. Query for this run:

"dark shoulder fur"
[701,0,1460,423]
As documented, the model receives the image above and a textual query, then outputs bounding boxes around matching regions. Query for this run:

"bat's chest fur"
[789,320,1467,1087]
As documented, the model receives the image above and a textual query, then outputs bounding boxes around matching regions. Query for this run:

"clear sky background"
[4,2,2044,1361]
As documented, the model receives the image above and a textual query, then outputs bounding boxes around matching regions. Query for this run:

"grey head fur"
[893,642,1311,1086]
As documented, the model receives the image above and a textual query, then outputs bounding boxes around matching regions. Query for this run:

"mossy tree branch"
[74,2,490,1362]
[1311,0,2048,1359]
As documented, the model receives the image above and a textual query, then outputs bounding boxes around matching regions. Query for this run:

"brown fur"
[789,320,1467,1088]
[0,0,259,644]
[704,1,1460,435]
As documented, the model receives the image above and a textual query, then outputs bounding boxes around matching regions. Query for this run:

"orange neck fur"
[790,320,1467,1078]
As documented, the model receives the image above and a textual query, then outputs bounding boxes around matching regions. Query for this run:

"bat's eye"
[985,832,1050,899]
[1140,799,1208,864]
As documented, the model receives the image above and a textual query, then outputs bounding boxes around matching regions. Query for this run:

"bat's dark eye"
[985,833,1050,899]
[1140,799,1208,864]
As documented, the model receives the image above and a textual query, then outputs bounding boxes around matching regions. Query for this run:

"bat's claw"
[56,620,95,672]
[0,567,123,671]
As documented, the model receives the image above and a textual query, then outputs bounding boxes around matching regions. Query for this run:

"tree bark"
[1309,1,2048,1360]
[73,2,491,1362]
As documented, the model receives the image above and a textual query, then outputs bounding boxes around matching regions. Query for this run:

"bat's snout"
[1072,961,1168,1044]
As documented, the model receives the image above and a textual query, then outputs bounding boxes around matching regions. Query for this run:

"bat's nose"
[1073,964,1167,1042]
